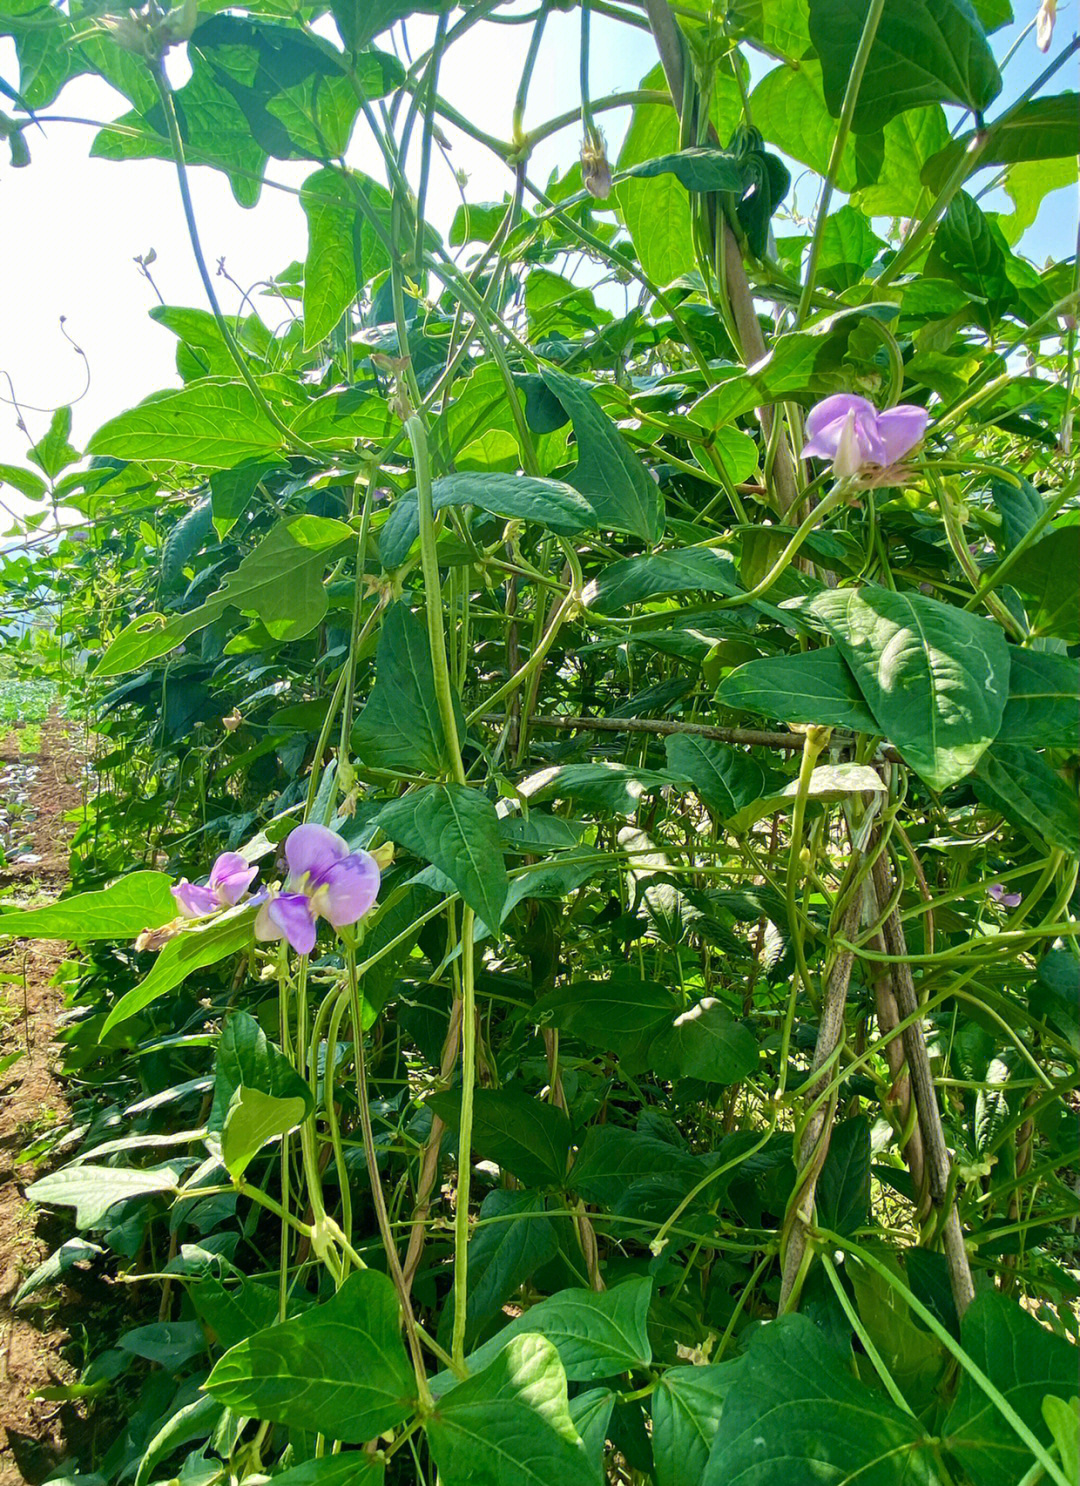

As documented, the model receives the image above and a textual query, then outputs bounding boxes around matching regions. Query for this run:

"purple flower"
[988,882,1022,908]
[802,394,929,480]
[254,823,380,955]
[173,851,259,918]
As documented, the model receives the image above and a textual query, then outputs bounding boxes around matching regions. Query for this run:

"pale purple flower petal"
[876,405,930,464]
[286,823,350,883]
[208,851,259,906]
[310,851,381,928]
[987,883,1022,908]
[172,879,217,917]
[267,892,318,955]
[805,393,877,443]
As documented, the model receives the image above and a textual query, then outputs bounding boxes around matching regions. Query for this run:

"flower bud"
[580,131,612,201]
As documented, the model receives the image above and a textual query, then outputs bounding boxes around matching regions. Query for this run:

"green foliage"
[2,0,1077,1481]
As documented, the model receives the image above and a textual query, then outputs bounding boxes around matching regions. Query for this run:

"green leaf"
[663,735,766,820]
[532,978,678,1058]
[210,1010,313,1133]
[570,1126,701,1211]
[102,908,255,1034]
[1007,528,1080,641]
[209,460,281,539]
[301,165,363,347]
[377,784,508,930]
[990,474,1044,551]
[221,1086,308,1179]
[88,380,284,468]
[817,1117,871,1236]
[263,1455,384,1486]
[1042,1396,1080,1485]
[427,1333,596,1486]
[426,1086,571,1188]
[539,367,663,542]
[329,0,449,53]
[791,587,1011,790]
[451,1279,653,1386]
[943,1292,1079,1486]
[13,1238,104,1307]
[461,1191,559,1348]
[921,95,1080,192]
[1031,950,1079,1046]
[621,147,746,193]
[852,105,951,216]
[0,462,48,500]
[352,602,463,775]
[997,651,1079,748]
[927,192,1013,315]
[379,473,595,570]
[0,871,175,940]
[816,205,885,291]
[582,547,740,612]
[650,998,758,1085]
[615,69,695,287]
[749,61,885,193]
[972,747,1079,857]
[808,0,1001,134]
[848,1257,946,1414]
[999,157,1077,245]
[703,1313,940,1484]
[717,647,879,732]
[519,762,672,816]
[205,1269,417,1441]
[29,405,79,478]
[26,1163,182,1230]
[651,1364,739,1486]
[96,515,353,676]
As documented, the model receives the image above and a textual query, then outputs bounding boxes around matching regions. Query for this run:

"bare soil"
[0,717,90,1486]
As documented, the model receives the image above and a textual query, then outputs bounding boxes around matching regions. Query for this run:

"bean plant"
[1,0,1078,1482]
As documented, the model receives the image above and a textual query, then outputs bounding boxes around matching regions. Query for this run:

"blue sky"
[0,3,1074,489]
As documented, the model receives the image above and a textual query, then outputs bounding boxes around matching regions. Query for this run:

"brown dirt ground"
[0,716,90,1486]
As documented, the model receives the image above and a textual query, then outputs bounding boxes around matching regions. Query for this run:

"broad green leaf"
[301,165,363,347]
[990,474,1044,551]
[650,998,758,1085]
[264,1455,384,1486]
[921,95,1080,192]
[450,1278,653,1386]
[96,515,352,676]
[210,1010,313,1133]
[621,147,746,193]
[663,735,766,820]
[1030,950,1080,1046]
[928,192,1013,315]
[205,1269,416,1441]
[379,473,595,570]
[0,871,175,940]
[330,0,449,52]
[377,784,508,930]
[133,1393,223,1486]
[728,0,812,59]
[532,978,678,1057]
[29,405,79,478]
[943,1291,1079,1486]
[27,1163,182,1230]
[791,587,1011,790]
[352,602,463,775]
[209,460,281,539]
[997,651,1079,747]
[853,105,950,217]
[703,1313,940,1484]
[102,908,256,1034]
[817,1116,871,1236]
[461,1191,559,1348]
[973,747,1079,857]
[221,1086,307,1179]
[615,69,695,287]
[816,205,885,291]
[539,367,662,542]
[570,1126,701,1210]
[14,1238,104,1306]
[1007,528,1080,641]
[151,305,272,381]
[652,1364,739,1486]
[190,1269,283,1351]
[0,462,48,500]
[809,0,1001,134]
[427,1333,596,1486]
[519,762,672,816]
[749,61,885,193]
[717,647,879,732]
[569,1387,616,1472]
[999,157,1077,245]
[582,547,740,612]
[426,1086,571,1188]
[120,1320,207,1369]
[848,1258,946,1415]
[88,380,284,468]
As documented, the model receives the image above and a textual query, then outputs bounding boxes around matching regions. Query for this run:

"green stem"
[451,906,477,1368]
